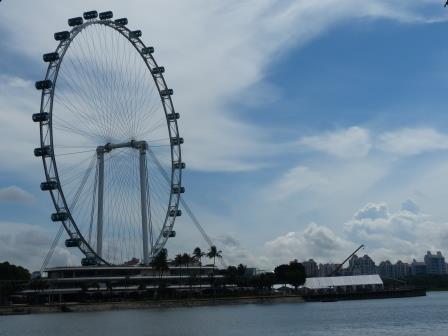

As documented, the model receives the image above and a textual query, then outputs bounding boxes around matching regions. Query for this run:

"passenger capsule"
[68,17,83,27]
[160,89,173,97]
[51,212,69,222]
[170,137,184,145]
[99,11,113,20]
[43,52,59,62]
[35,80,52,90]
[40,180,58,191]
[32,112,49,122]
[65,238,81,247]
[169,209,182,217]
[129,30,142,38]
[54,31,70,41]
[142,47,154,54]
[151,66,165,75]
[114,18,128,25]
[172,186,185,194]
[83,10,98,20]
[34,146,52,157]
[173,162,186,169]
[167,113,180,120]
[163,230,176,238]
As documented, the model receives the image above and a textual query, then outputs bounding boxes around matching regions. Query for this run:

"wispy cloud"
[299,127,372,159]
[0,186,36,204]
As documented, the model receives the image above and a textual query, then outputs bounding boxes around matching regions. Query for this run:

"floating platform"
[303,288,426,302]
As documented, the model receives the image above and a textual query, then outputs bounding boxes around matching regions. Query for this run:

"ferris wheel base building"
[38,265,222,299]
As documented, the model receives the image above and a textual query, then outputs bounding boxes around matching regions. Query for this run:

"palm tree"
[207,245,222,275]
[174,254,183,288]
[193,247,205,289]
[151,249,169,279]
[182,253,192,287]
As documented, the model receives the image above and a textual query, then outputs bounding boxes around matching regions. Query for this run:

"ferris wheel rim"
[35,13,183,265]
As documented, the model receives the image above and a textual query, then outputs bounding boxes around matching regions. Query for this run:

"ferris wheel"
[33,10,184,266]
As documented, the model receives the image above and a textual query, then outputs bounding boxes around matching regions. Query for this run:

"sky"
[2,0,448,271]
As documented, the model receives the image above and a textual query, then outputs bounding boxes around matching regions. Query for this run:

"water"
[1,292,447,336]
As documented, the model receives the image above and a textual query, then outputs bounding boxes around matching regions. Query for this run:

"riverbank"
[0,294,304,315]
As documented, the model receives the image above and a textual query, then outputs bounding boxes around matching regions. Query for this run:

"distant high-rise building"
[424,251,446,275]
[393,260,410,279]
[302,259,318,278]
[349,254,377,275]
[318,263,339,277]
[411,259,427,276]
[378,260,394,278]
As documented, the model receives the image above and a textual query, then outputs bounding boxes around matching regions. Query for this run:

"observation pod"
[51,212,69,222]
[65,238,81,247]
[172,185,185,194]
[167,113,180,120]
[68,17,83,27]
[32,112,49,122]
[43,52,59,62]
[173,162,186,169]
[160,89,173,97]
[54,31,70,41]
[171,137,184,145]
[99,11,113,20]
[169,209,182,217]
[163,230,176,238]
[34,146,52,157]
[83,11,98,20]
[142,47,154,54]
[40,180,58,191]
[129,30,142,38]
[81,256,97,266]
[35,80,52,90]
[114,18,128,25]
[151,66,165,75]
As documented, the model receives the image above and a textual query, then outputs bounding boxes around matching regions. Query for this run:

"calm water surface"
[1,292,447,336]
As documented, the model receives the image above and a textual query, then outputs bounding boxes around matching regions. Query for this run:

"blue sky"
[2,1,448,270]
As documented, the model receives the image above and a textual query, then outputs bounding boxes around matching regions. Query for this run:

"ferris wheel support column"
[139,145,150,265]
[96,149,105,258]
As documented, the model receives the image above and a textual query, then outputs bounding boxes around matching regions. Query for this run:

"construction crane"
[329,244,364,276]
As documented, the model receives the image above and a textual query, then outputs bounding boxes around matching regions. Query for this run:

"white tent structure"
[303,275,383,293]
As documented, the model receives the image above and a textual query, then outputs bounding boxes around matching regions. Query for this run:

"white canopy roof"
[304,275,383,289]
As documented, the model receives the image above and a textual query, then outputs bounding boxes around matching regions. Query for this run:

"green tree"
[274,260,306,290]
[174,254,183,286]
[287,260,306,289]
[237,264,247,276]
[151,249,169,279]
[0,261,30,281]
[193,247,205,289]
[206,245,222,275]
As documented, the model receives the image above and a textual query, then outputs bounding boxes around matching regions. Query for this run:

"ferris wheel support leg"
[139,147,150,265]
[97,150,105,258]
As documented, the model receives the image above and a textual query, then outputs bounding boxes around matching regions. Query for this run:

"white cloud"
[269,166,328,201]
[0,221,78,271]
[353,202,389,221]
[264,223,354,266]
[344,201,448,263]
[260,200,448,269]
[0,185,36,204]
[378,128,448,156]
[0,1,445,173]
[299,127,372,159]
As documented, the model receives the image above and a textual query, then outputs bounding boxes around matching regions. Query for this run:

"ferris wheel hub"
[96,140,148,154]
